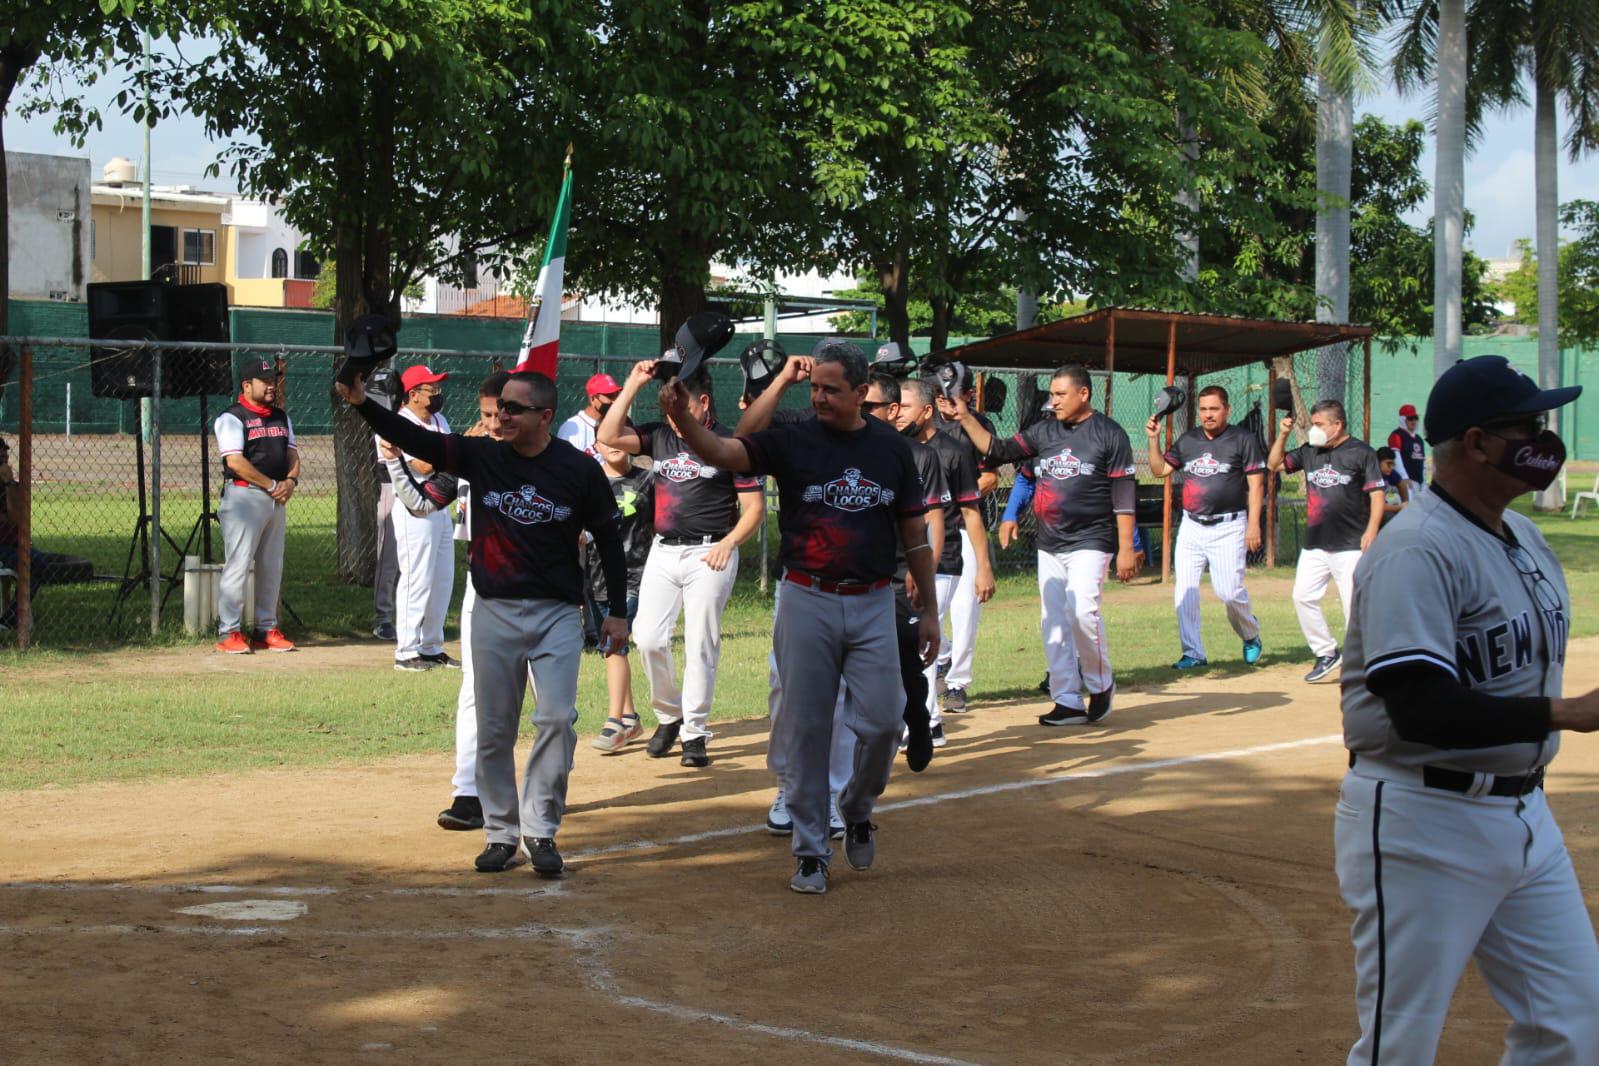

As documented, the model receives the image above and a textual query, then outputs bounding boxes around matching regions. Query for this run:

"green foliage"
[1495,200,1599,347]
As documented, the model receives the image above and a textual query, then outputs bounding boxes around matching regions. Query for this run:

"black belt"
[1184,511,1241,527]
[657,533,729,546]
[1349,753,1545,797]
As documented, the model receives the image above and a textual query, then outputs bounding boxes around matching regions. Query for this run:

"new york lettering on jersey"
[636,421,760,539]
[1164,424,1265,517]
[987,412,1135,554]
[1284,439,1384,551]
[740,417,927,583]
[924,430,979,574]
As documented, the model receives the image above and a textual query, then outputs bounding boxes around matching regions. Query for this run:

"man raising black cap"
[1334,355,1599,1062]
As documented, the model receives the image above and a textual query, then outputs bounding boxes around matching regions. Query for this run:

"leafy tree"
[1494,200,1599,348]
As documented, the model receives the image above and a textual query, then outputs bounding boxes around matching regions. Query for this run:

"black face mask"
[426,393,445,415]
[1485,428,1565,491]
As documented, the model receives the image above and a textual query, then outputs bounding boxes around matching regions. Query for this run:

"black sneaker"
[680,737,709,767]
[1086,685,1114,723]
[1305,653,1342,684]
[943,686,969,713]
[1037,673,1051,695]
[903,709,933,774]
[394,656,435,672]
[844,821,876,871]
[1039,702,1090,727]
[421,651,461,669]
[930,723,947,748]
[646,721,682,758]
[474,841,519,873]
[372,622,396,641]
[526,837,564,877]
[437,794,483,831]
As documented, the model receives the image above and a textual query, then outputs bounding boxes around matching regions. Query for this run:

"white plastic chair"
[1571,474,1599,519]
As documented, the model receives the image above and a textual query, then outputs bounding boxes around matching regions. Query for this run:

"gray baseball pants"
[471,594,585,844]
[217,485,285,635]
[373,482,399,627]
[772,581,904,862]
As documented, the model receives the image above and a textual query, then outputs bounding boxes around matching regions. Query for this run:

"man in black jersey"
[337,370,630,879]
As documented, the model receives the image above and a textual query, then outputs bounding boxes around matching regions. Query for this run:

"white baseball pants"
[767,580,854,796]
[1293,548,1359,658]
[922,572,958,726]
[1335,771,1599,1064]
[217,486,286,634]
[392,506,454,661]
[451,582,479,797]
[938,529,982,689]
[634,538,739,741]
[1038,549,1112,708]
[1173,513,1258,661]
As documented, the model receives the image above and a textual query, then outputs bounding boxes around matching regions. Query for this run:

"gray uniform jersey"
[1342,489,1569,775]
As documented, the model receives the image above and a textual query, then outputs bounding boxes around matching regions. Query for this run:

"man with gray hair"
[664,341,940,895]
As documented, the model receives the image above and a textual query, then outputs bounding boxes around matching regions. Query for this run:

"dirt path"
[3,642,1597,1063]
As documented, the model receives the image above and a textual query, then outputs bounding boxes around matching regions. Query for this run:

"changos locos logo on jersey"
[1184,452,1230,478]
[656,451,718,483]
[482,485,573,526]
[1038,448,1095,480]
[802,467,895,512]
[1306,464,1353,489]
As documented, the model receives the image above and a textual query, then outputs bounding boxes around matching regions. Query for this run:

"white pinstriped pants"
[1039,549,1112,708]
[1173,512,1258,661]
[938,530,982,689]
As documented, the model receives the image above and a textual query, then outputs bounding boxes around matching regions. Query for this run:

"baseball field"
[3,510,1599,1063]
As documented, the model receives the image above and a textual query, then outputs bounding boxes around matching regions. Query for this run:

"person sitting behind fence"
[0,435,95,632]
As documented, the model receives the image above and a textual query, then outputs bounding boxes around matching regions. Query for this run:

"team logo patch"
[1184,452,1229,478]
[1306,464,1353,489]
[1038,449,1094,480]
[803,467,890,512]
[482,485,573,526]
[656,451,715,483]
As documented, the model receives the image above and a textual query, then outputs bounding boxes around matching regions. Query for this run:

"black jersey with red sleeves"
[740,416,928,583]
[984,412,1135,554]
[923,429,979,574]
[1164,424,1265,517]
[635,420,760,539]
[1284,437,1384,551]
[894,436,949,587]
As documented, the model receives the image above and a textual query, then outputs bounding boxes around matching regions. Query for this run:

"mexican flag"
[513,156,572,377]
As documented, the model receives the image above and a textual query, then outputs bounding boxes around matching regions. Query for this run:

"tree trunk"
[929,296,954,355]
[1314,64,1353,409]
[1432,0,1467,381]
[1532,62,1564,509]
[1014,208,1038,330]
[657,250,710,351]
[879,248,911,355]
[1175,113,1200,284]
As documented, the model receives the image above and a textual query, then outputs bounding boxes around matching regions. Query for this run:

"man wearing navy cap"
[1335,355,1599,1063]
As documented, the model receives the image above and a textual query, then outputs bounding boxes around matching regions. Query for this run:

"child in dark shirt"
[589,439,655,753]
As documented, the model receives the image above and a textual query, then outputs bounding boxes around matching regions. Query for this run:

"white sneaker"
[766,789,792,835]
[828,794,845,840]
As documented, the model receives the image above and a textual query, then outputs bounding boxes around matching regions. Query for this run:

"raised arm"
[336,377,456,473]
[660,381,753,472]
[735,355,812,435]
[949,394,1031,466]
[1267,416,1295,472]
[596,361,654,454]
[1144,417,1174,478]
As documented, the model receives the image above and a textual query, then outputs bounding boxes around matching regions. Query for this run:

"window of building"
[271,248,288,278]
[295,249,320,280]
[182,229,216,265]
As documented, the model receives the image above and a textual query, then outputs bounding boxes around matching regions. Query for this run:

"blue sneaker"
[1242,637,1262,665]
[1171,655,1208,670]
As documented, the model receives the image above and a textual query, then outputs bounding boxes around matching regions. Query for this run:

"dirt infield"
[4,644,1598,1064]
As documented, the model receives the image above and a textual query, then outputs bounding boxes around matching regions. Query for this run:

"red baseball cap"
[400,365,448,392]
[586,372,622,398]
[1398,403,1418,418]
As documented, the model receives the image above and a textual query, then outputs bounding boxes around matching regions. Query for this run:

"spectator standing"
[381,365,457,672]
[557,373,622,457]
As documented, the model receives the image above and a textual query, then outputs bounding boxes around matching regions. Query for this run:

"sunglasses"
[1479,414,1548,439]
[1505,545,1563,615]
[496,400,547,418]
[861,399,892,413]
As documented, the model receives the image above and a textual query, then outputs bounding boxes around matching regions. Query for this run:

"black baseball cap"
[241,357,276,381]
[1423,355,1582,444]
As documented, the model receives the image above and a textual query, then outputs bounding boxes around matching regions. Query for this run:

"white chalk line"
[0,881,560,899]
[0,920,596,943]
[565,733,1344,860]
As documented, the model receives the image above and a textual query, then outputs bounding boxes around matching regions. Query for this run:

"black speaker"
[88,281,231,399]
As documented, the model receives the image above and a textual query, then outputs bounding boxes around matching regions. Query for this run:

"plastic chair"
[1571,474,1599,519]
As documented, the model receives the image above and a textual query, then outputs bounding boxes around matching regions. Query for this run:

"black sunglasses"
[861,399,892,413]
[496,400,547,417]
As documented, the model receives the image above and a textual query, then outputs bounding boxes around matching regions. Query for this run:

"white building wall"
[6,152,91,301]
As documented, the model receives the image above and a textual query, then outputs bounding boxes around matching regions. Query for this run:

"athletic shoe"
[591,715,642,753]
[646,721,681,758]
[943,686,969,713]
[930,723,947,748]
[420,651,460,669]
[1171,655,1208,670]
[215,631,252,655]
[372,622,397,641]
[474,842,520,873]
[437,794,483,831]
[254,628,296,653]
[844,821,876,871]
[1305,653,1342,684]
[904,720,933,774]
[1037,673,1051,695]
[790,857,829,894]
[767,790,793,835]
[526,837,564,877]
[680,737,710,768]
[394,656,435,672]
[1039,702,1090,726]
[1242,637,1263,665]
[1086,685,1114,723]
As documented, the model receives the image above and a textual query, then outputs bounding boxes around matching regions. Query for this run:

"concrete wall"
[5,152,91,302]
[90,199,230,287]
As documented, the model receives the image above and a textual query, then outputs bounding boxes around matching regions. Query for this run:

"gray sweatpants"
[772,581,904,862]
[373,482,399,627]
[471,594,585,844]
[217,486,285,635]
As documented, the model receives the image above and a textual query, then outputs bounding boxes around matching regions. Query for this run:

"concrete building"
[90,157,231,288]
[5,151,91,302]
[221,196,319,308]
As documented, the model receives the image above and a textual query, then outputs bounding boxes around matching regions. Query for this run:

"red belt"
[783,571,890,596]
[233,479,257,489]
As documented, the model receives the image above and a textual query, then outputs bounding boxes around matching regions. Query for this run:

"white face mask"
[1307,425,1330,448]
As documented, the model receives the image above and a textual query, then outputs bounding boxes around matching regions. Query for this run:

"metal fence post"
[150,345,162,637]
[17,347,34,649]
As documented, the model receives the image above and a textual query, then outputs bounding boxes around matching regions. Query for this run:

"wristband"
[268,480,279,493]
[287,475,299,484]
[906,542,934,556]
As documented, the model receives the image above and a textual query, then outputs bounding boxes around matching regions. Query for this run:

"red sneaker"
[216,631,253,655]
[257,628,296,653]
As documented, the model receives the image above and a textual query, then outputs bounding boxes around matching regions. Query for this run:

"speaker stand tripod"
[111,427,187,631]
